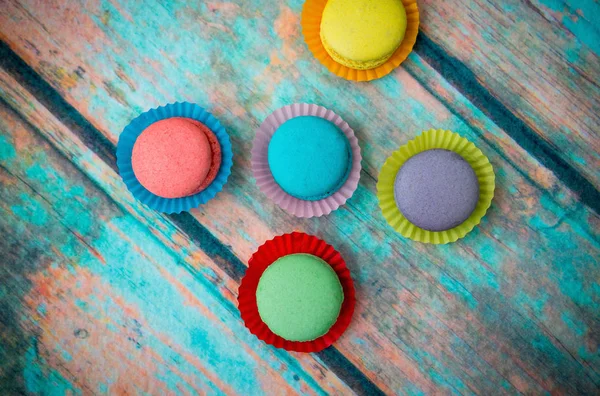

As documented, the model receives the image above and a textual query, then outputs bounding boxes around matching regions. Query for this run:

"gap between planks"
[0,45,386,396]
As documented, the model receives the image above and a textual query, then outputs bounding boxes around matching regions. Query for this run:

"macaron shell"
[267,116,352,201]
[393,149,480,232]
[187,119,222,193]
[131,118,212,199]
[256,253,344,342]
[320,0,407,69]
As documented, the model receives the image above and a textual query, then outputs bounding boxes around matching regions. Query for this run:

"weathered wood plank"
[0,0,598,394]
[1,0,598,195]
[0,64,389,395]
[0,76,356,395]
[0,102,357,395]
[2,32,599,396]
[417,0,600,189]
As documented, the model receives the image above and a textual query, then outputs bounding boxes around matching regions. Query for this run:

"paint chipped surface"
[0,0,599,394]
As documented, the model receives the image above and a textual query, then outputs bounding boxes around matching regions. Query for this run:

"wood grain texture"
[0,0,599,394]
[0,69,358,395]
[418,0,600,189]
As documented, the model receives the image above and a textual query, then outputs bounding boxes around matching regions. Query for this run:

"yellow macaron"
[320,0,408,70]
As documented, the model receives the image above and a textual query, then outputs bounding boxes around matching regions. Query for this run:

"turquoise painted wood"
[0,0,598,394]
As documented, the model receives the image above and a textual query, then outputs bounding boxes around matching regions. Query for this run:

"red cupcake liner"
[238,232,355,352]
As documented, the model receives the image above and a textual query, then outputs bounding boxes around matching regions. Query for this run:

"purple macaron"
[393,149,479,232]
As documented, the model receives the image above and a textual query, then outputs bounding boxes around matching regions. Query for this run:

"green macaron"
[256,253,344,342]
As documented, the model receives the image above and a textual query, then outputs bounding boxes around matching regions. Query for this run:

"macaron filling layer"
[131,117,221,199]
[267,116,352,201]
[256,253,344,342]
[320,0,407,70]
[393,149,480,232]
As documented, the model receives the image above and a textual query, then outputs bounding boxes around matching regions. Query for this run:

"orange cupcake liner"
[238,232,356,352]
[301,0,420,81]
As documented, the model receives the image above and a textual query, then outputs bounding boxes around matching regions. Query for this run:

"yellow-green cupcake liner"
[377,129,495,244]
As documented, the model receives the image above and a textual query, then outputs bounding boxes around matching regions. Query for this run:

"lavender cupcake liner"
[251,103,362,218]
[116,102,233,214]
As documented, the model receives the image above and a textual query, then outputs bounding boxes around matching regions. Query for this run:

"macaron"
[131,117,222,199]
[393,149,479,231]
[256,253,344,342]
[267,116,352,201]
[320,0,407,70]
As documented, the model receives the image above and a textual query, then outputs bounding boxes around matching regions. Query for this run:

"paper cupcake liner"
[116,102,233,214]
[238,232,355,352]
[301,0,419,81]
[251,104,362,218]
[377,129,495,244]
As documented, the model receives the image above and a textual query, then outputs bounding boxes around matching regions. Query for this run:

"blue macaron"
[268,116,352,201]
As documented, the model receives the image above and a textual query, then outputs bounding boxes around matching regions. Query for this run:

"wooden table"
[0,0,598,394]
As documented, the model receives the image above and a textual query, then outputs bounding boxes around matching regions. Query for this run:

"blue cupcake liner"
[116,102,233,213]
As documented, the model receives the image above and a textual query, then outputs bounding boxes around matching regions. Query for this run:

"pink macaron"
[131,117,222,198]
